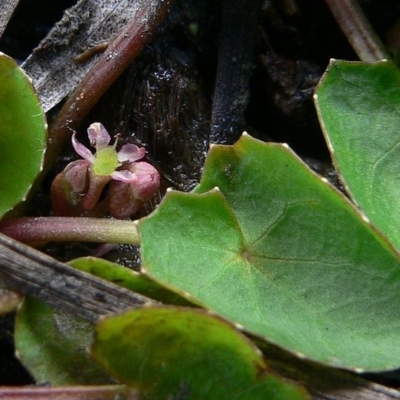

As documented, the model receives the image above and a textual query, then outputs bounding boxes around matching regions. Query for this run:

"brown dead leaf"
[22,0,148,112]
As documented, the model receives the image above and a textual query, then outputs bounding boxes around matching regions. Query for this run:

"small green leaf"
[92,307,308,400]
[140,134,400,371]
[69,257,191,306]
[14,257,192,385]
[0,53,47,217]
[315,60,400,251]
[15,297,113,385]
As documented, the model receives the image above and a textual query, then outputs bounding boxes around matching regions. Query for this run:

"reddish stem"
[324,0,389,62]
[46,0,173,168]
[0,217,140,245]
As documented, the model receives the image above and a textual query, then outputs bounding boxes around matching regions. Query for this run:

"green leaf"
[14,297,113,385]
[92,306,308,400]
[140,134,400,371]
[315,60,400,251]
[0,53,47,217]
[69,257,191,306]
[14,257,192,385]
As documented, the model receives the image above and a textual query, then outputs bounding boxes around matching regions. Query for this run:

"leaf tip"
[360,213,370,224]
[234,322,245,331]
[97,314,108,323]
[181,290,195,300]
[295,351,306,359]
[141,266,149,274]
[255,347,264,358]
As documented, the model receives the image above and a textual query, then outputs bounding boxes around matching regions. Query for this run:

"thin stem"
[325,0,389,62]
[0,217,140,245]
[45,0,173,169]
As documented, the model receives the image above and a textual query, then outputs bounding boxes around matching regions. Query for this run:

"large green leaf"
[315,60,400,251]
[92,307,308,399]
[0,53,47,217]
[140,134,400,371]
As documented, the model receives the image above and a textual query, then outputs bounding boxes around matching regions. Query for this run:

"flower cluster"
[51,123,160,218]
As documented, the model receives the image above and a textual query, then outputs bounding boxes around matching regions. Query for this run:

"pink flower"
[51,123,160,218]
[108,161,161,219]
[72,122,146,182]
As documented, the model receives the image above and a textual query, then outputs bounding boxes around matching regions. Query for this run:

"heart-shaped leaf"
[140,134,400,371]
[315,60,400,251]
[92,306,308,399]
[0,53,46,217]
